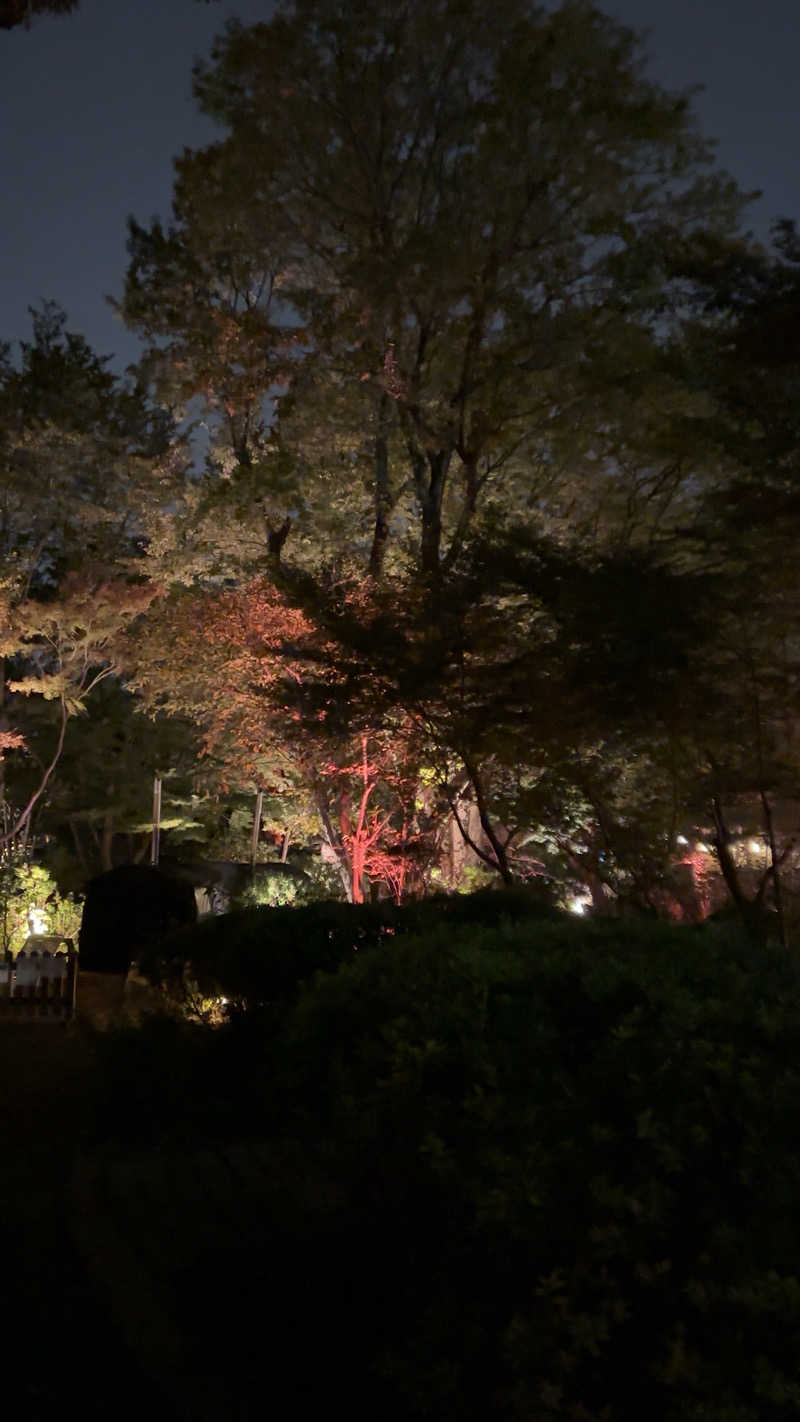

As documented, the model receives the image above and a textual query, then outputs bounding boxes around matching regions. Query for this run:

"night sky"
[1,0,798,373]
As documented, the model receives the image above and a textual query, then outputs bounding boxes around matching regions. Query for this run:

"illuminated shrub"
[0,861,81,955]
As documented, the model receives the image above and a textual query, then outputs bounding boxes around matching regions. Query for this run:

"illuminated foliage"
[0,305,181,846]
[111,0,786,915]
[6,9,793,925]
[0,861,80,955]
[122,0,748,582]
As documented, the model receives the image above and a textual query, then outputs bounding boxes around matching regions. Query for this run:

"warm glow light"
[749,839,762,855]
[696,842,709,854]
[27,906,48,935]
[567,895,591,916]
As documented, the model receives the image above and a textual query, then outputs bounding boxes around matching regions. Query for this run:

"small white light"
[748,840,761,855]
[696,842,709,854]
[567,897,587,916]
[220,997,228,1006]
[676,835,689,846]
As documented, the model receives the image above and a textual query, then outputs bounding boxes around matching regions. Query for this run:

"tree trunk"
[315,788,353,901]
[443,456,480,573]
[711,795,766,946]
[0,694,69,849]
[760,788,788,949]
[267,516,292,570]
[461,756,515,886]
[368,396,394,578]
[347,739,377,904]
[409,442,449,579]
[562,846,609,913]
[69,816,89,875]
[100,808,115,872]
[368,508,391,579]
[445,757,515,887]
[419,453,447,578]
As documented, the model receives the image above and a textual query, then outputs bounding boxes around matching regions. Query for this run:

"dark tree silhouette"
[0,1,79,29]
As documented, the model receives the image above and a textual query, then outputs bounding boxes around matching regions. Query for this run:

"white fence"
[0,937,79,1021]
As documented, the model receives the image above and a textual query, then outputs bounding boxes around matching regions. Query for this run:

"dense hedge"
[101,913,800,1420]
[259,918,800,1420]
[137,885,559,1009]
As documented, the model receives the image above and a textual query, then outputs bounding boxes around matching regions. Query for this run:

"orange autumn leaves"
[184,576,317,779]
[148,575,426,901]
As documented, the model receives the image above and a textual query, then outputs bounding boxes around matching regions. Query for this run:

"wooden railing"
[0,940,79,1021]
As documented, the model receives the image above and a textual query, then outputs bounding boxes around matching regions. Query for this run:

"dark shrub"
[96,915,800,1419]
[79,864,197,973]
[137,885,559,1010]
[259,916,800,1421]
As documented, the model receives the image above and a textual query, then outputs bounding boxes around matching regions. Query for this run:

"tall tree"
[658,222,800,942]
[122,0,748,585]
[121,2,789,909]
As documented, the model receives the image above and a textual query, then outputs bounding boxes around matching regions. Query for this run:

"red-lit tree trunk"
[341,736,379,904]
[317,735,417,904]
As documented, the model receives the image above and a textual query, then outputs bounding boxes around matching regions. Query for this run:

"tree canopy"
[0,0,79,29]
[2,0,799,940]
[122,0,746,582]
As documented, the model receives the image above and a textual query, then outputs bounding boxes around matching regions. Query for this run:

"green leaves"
[123,0,753,583]
[0,308,182,846]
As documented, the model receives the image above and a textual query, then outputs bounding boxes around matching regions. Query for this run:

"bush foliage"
[100,908,800,1420]
[0,861,81,955]
[258,917,800,1420]
[137,885,559,1011]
